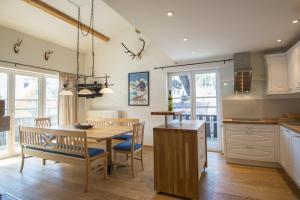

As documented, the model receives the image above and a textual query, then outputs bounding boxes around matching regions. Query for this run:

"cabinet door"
[287,47,300,92]
[266,54,288,94]
[291,134,300,187]
[280,128,292,174]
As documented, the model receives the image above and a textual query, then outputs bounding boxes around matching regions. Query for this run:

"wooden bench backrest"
[19,126,87,158]
[87,118,139,127]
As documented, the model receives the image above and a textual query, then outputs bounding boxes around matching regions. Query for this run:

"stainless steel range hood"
[234,53,252,93]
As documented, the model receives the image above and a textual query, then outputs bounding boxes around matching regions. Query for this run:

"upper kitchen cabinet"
[265,54,289,94]
[287,41,300,93]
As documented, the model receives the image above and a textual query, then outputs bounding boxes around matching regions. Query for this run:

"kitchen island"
[153,120,207,200]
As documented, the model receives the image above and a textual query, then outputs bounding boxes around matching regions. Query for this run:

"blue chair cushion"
[26,146,105,158]
[112,134,132,140]
[113,141,141,151]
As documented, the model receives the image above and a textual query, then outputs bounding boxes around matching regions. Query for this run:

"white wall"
[84,26,175,145]
[0,25,82,74]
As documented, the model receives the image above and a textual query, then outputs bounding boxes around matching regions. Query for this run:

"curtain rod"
[0,59,109,79]
[153,58,233,70]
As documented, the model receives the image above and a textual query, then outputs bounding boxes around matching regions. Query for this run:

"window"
[45,76,59,125]
[0,68,59,157]
[0,72,8,155]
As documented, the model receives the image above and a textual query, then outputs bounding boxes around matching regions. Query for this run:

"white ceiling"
[104,0,300,62]
[0,0,131,52]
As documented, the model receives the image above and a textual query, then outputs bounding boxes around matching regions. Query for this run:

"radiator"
[86,110,121,119]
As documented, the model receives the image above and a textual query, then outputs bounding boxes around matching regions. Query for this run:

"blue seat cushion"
[26,146,105,158]
[113,141,141,151]
[112,134,132,140]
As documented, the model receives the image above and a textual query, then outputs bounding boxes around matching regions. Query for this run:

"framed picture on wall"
[128,71,150,106]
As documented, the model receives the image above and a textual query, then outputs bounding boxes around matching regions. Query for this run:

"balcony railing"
[173,114,218,139]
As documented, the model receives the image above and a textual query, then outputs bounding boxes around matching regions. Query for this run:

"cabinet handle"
[246,145,254,149]
[245,131,253,134]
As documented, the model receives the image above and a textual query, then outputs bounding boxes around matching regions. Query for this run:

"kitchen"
[1,0,300,200]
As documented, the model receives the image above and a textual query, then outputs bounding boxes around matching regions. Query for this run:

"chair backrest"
[35,117,51,128]
[87,118,139,127]
[131,122,145,148]
[19,126,88,158]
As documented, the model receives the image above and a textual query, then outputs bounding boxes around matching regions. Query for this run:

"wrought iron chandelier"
[60,0,113,96]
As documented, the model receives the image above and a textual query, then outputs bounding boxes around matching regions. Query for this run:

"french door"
[168,70,221,151]
[0,68,59,158]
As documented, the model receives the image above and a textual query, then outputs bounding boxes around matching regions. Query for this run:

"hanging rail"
[153,58,233,70]
[0,59,109,79]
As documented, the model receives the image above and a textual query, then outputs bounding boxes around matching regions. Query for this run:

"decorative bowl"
[74,123,94,129]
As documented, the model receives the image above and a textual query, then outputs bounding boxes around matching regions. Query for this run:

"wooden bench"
[19,126,107,192]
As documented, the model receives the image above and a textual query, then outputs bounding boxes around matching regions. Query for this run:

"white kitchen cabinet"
[224,124,278,164]
[279,127,293,176]
[291,133,300,187]
[265,54,289,94]
[287,41,300,93]
[280,126,300,188]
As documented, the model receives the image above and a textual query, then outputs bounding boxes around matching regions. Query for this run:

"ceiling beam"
[22,0,110,42]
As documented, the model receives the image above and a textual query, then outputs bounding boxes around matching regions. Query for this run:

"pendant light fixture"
[59,83,73,96]
[60,0,114,97]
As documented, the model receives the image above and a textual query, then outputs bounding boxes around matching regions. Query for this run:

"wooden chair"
[35,117,51,128]
[19,126,108,192]
[35,117,51,165]
[113,122,145,178]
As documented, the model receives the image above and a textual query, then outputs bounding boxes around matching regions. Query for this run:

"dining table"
[47,125,133,173]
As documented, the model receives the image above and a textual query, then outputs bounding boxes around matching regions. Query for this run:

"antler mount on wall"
[121,37,146,60]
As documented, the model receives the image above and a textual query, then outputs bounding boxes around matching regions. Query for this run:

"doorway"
[168,70,221,151]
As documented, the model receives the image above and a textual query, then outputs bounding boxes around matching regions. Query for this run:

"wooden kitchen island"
[153,120,207,200]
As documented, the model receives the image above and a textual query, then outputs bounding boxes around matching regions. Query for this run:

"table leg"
[106,138,112,174]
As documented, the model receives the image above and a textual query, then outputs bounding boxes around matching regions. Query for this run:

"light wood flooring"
[0,147,299,200]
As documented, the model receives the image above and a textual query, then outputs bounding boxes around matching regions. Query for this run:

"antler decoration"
[13,38,23,54]
[121,37,146,60]
[44,50,54,61]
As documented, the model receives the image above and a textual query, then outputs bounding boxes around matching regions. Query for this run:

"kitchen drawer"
[226,143,275,162]
[226,130,275,147]
[226,124,275,132]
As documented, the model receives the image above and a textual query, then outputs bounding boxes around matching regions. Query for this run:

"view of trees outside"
[15,75,39,146]
[46,77,59,125]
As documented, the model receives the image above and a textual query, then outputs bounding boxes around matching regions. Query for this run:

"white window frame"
[0,67,59,158]
[168,69,222,152]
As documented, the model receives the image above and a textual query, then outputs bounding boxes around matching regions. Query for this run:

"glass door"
[14,74,39,151]
[168,70,221,151]
[195,71,220,151]
[0,71,9,156]
[168,72,192,119]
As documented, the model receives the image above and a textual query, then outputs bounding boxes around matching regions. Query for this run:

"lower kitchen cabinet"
[224,124,279,165]
[278,127,300,187]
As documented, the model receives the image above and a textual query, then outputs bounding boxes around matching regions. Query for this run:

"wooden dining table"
[47,125,133,172]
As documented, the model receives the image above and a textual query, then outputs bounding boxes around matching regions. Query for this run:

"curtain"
[58,72,78,126]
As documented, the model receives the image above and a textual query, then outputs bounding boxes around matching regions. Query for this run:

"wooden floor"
[0,147,299,200]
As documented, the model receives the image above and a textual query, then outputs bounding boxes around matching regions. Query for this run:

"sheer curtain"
[58,72,77,126]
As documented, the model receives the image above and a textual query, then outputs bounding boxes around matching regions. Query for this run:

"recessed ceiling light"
[167,11,174,17]
[192,51,196,54]
[292,19,299,24]
[183,38,189,42]
[276,39,283,43]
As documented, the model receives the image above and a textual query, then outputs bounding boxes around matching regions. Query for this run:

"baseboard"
[225,157,282,168]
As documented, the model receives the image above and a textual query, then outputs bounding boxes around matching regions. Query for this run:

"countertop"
[223,118,278,125]
[153,120,205,132]
[223,118,300,134]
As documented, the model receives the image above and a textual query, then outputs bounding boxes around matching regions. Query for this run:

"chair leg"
[104,156,108,179]
[85,162,90,192]
[42,159,46,165]
[20,153,25,173]
[131,152,135,178]
[113,151,117,172]
[140,150,144,171]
